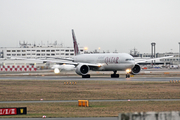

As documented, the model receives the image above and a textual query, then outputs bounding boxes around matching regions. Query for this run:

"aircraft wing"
[45,56,74,61]
[11,56,73,61]
[10,57,101,67]
[44,60,77,65]
[48,60,102,67]
[10,57,46,61]
[135,56,173,64]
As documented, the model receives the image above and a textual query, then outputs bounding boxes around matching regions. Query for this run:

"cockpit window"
[126,59,134,61]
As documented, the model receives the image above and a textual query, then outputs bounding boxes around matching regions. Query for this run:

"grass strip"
[0,80,180,101]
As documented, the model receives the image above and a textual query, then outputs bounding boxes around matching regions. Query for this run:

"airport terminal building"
[0,42,84,67]
[0,42,84,59]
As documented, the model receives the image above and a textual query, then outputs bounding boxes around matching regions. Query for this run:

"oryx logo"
[104,57,119,65]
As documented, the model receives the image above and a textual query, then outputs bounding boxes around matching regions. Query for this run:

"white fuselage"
[73,53,135,71]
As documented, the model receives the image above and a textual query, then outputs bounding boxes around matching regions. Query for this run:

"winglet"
[72,29,80,56]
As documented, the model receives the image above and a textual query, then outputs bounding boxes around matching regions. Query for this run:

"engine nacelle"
[130,64,141,75]
[75,64,89,75]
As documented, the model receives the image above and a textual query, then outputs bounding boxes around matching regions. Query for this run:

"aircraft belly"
[101,63,134,71]
[103,64,125,71]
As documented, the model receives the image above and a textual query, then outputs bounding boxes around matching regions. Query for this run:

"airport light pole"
[98,47,101,53]
[84,47,88,53]
[151,42,156,67]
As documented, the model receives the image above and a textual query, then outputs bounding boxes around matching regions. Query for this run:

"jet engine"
[75,64,89,75]
[130,64,141,75]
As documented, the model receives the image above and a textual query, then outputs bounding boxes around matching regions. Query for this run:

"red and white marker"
[42,115,46,118]
[128,99,131,101]
[40,99,43,101]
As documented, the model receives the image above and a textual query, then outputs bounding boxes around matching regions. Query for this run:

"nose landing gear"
[126,74,130,78]
[126,69,131,78]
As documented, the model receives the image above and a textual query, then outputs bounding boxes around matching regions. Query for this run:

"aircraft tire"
[128,74,130,78]
[126,74,130,78]
[111,74,119,78]
[82,74,90,78]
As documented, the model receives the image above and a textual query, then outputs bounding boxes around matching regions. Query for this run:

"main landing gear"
[82,74,90,78]
[111,71,119,78]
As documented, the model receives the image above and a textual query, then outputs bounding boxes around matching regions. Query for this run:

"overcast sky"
[0,0,180,53]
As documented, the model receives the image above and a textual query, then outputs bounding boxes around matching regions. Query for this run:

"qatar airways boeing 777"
[53,29,172,78]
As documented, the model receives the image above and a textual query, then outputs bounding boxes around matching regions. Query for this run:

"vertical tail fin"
[72,29,80,56]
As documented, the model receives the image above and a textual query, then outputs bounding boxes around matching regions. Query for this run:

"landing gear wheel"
[82,74,90,78]
[126,74,130,78]
[111,74,119,78]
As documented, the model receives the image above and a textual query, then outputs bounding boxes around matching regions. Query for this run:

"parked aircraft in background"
[52,29,173,78]
[169,65,179,69]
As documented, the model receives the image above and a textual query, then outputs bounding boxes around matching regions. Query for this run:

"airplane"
[52,29,173,78]
[169,65,179,69]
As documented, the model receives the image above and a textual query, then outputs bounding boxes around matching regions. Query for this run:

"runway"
[1,99,180,104]
[0,76,179,82]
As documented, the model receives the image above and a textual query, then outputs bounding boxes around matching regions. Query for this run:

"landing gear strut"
[111,71,119,78]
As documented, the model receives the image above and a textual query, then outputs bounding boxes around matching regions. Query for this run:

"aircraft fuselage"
[73,53,135,71]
